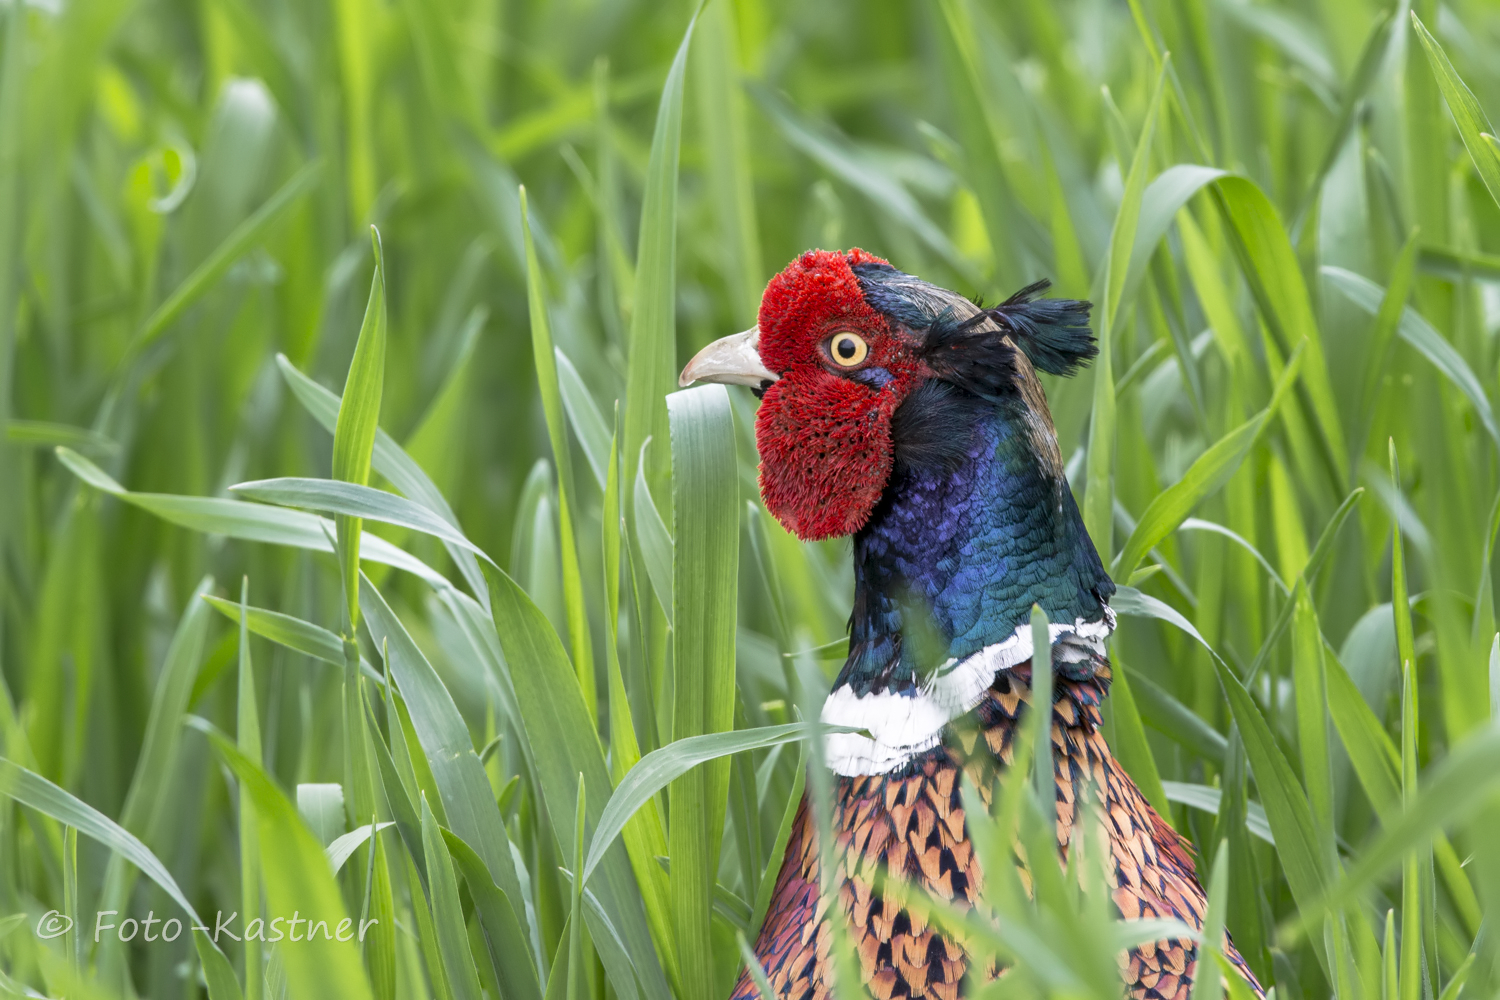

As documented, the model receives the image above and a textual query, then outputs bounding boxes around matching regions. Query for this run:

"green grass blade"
[365,697,427,877]
[197,929,246,1000]
[694,0,763,319]
[623,13,697,498]
[735,931,778,1000]
[1029,605,1060,833]
[0,0,23,679]
[296,783,346,846]
[556,348,613,491]
[1186,841,1229,1000]
[419,793,485,1000]
[1212,656,1333,973]
[230,478,494,564]
[1291,582,1336,861]
[5,419,118,455]
[442,828,545,1000]
[1324,265,1500,458]
[57,447,450,587]
[1126,165,1227,309]
[1114,345,1301,578]
[566,780,587,1000]
[1161,783,1274,844]
[330,236,388,843]
[582,723,845,887]
[0,758,202,924]
[1104,656,1171,819]
[1390,445,1417,676]
[1281,725,1500,938]
[934,0,1028,287]
[1130,671,1228,764]
[1179,209,1256,387]
[358,575,528,929]
[202,595,378,675]
[1291,10,1396,228]
[326,822,395,874]
[667,384,740,1000]
[193,723,376,1000]
[1411,12,1500,212]
[362,819,398,1000]
[1212,176,1347,490]
[633,443,674,624]
[602,426,676,981]
[484,564,671,998]
[1325,649,1400,818]
[1111,585,1220,661]
[274,354,488,603]
[237,580,264,1000]
[90,577,215,980]
[521,186,595,720]
[751,85,971,282]
[1355,232,1421,451]
[116,577,214,836]
[1086,61,1167,552]
[332,226,387,633]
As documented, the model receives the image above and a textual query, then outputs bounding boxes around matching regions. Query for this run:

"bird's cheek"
[752,381,895,541]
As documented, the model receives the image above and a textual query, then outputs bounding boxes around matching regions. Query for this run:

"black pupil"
[837,338,856,359]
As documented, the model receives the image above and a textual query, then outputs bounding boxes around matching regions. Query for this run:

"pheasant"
[679,250,1264,1000]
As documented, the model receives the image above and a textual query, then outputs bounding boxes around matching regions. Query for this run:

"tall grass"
[2,1,1500,998]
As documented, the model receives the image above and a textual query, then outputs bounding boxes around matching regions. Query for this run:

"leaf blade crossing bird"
[680,250,1265,1000]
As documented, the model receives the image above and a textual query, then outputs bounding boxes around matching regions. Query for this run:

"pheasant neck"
[839,398,1114,698]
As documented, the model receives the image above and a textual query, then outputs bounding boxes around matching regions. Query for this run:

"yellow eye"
[828,332,869,367]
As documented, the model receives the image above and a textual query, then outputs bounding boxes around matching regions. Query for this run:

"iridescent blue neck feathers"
[821,391,1115,775]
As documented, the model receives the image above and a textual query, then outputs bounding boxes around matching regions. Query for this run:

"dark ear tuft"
[986,279,1097,377]
[919,307,1019,399]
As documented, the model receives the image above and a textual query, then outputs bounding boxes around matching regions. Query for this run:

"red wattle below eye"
[753,375,899,540]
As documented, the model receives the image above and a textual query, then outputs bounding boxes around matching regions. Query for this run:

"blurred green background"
[4,0,1500,998]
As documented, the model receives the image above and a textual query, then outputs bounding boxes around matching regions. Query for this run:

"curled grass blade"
[131,160,322,354]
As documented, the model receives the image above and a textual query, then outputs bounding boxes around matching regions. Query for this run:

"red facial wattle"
[749,250,929,540]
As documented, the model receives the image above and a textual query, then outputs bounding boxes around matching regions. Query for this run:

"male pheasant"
[680,249,1263,1000]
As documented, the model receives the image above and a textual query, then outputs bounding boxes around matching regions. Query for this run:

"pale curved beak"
[678,327,779,389]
